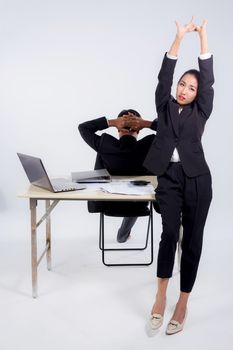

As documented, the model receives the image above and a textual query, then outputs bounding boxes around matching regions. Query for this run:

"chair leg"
[100,202,154,266]
[99,212,103,250]
[99,214,150,251]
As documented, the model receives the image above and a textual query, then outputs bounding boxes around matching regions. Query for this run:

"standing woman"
[144,17,214,334]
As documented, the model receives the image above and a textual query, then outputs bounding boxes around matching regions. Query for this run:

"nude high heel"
[150,313,164,330]
[166,309,187,335]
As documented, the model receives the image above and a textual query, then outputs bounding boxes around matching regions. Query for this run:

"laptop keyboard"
[53,184,76,192]
[51,180,82,192]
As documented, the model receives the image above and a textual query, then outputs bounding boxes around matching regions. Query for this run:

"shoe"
[149,313,164,330]
[117,233,131,243]
[166,309,187,335]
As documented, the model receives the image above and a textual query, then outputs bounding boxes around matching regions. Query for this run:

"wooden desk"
[18,176,157,298]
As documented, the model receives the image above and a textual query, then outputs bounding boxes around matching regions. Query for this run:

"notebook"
[71,169,111,183]
[17,153,86,193]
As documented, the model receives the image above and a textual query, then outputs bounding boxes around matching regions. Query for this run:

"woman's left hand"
[195,19,208,36]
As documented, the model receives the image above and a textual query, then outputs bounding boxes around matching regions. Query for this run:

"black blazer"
[144,54,214,177]
[78,117,157,175]
[78,117,157,213]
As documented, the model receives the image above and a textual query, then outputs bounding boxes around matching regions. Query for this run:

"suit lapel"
[168,100,194,136]
[179,105,193,131]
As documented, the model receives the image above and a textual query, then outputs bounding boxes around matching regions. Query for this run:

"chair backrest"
[103,202,150,217]
[94,153,105,170]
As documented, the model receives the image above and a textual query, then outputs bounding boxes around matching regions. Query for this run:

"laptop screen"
[17,153,53,191]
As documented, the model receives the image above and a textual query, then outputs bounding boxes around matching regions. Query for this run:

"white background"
[0,1,233,349]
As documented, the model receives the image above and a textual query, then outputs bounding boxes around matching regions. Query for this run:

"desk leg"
[46,200,51,270]
[30,198,38,298]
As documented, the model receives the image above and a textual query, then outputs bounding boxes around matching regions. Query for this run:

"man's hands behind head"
[120,113,143,132]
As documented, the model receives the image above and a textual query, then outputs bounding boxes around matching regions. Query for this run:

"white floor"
[0,204,232,350]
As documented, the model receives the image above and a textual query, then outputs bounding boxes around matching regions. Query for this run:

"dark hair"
[117,109,141,118]
[178,69,200,84]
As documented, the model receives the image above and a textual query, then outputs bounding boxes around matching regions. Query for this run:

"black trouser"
[155,162,212,293]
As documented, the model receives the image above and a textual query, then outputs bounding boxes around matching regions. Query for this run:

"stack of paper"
[100,181,155,195]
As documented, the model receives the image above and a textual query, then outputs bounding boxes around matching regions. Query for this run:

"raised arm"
[196,19,208,54]
[78,117,108,151]
[156,17,196,112]
[196,20,214,119]
[168,17,196,56]
[78,115,134,150]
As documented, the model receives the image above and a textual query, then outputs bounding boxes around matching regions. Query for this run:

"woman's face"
[176,73,198,105]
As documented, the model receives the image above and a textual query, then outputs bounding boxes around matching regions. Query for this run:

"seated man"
[78,109,157,243]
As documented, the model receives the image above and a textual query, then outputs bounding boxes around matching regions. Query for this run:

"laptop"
[71,169,111,183]
[17,153,86,193]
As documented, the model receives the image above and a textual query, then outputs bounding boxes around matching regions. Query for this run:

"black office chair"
[99,202,154,267]
[88,154,154,267]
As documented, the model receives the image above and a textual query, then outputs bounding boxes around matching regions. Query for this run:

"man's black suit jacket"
[144,54,214,177]
[78,117,157,214]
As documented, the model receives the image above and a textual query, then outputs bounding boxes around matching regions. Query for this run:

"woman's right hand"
[168,16,197,57]
[175,16,196,38]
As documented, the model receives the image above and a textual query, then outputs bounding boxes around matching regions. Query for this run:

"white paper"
[100,181,155,195]
[81,180,155,195]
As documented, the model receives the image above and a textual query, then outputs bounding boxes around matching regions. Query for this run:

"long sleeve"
[78,117,108,151]
[197,55,214,119]
[150,118,158,131]
[155,53,177,112]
